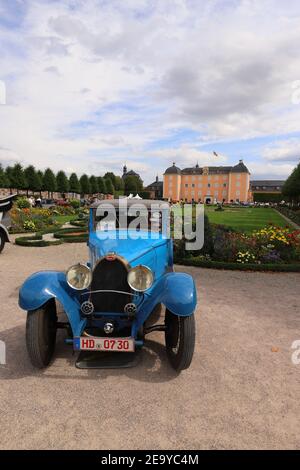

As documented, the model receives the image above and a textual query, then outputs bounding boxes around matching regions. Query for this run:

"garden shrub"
[69,199,80,209]
[16,197,30,209]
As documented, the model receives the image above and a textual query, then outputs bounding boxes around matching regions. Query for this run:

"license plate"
[75,337,135,352]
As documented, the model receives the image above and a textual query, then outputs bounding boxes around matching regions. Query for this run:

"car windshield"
[92,200,170,234]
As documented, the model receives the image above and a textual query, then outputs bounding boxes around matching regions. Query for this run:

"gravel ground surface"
[0,239,300,450]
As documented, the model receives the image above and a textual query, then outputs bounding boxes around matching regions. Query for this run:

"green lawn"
[53,214,74,224]
[205,206,292,233]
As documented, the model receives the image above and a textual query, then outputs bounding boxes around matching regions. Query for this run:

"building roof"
[146,180,163,188]
[122,169,140,179]
[231,160,250,173]
[164,162,181,175]
[181,166,232,175]
[164,160,250,175]
[250,180,285,187]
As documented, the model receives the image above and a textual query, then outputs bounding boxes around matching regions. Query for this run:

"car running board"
[75,350,141,369]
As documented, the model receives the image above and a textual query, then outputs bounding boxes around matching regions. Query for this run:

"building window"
[198,183,202,188]
[236,181,240,187]
[208,175,211,180]
[223,183,226,187]
[208,183,211,188]
[192,176,196,181]
[214,183,219,188]
[236,190,240,196]
[192,184,195,188]
[185,183,188,188]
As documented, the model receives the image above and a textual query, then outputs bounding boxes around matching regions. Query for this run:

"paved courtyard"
[0,240,299,449]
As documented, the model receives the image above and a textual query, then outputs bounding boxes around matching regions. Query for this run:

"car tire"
[26,299,57,368]
[165,309,195,372]
[0,231,5,254]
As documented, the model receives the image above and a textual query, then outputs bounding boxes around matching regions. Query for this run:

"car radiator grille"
[90,258,131,312]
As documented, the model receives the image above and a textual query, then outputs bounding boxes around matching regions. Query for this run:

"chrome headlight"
[66,263,92,290]
[127,265,154,292]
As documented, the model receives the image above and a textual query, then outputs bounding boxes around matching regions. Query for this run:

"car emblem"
[104,322,114,334]
[124,303,137,315]
[105,252,116,261]
[80,301,94,316]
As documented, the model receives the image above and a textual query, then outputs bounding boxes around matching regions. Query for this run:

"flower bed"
[175,223,300,271]
[276,206,300,226]
[9,206,61,233]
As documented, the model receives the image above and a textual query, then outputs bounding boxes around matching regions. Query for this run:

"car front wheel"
[26,299,57,368]
[165,309,195,372]
[0,231,5,254]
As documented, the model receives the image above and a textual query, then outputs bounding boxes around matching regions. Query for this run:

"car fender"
[0,224,10,242]
[19,271,86,336]
[132,272,197,335]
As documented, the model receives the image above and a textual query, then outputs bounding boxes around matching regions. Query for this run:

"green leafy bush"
[16,197,30,209]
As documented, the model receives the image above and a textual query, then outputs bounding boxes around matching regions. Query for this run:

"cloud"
[1,0,300,183]
[262,138,300,163]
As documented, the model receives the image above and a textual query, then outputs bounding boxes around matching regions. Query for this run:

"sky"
[1,0,300,184]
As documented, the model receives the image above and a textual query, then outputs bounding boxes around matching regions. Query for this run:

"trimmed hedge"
[253,192,283,203]
[53,227,88,242]
[177,257,300,272]
[69,218,88,227]
[15,233,63,247]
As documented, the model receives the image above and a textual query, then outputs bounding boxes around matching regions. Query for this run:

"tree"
[69,173,81,194]
[282,163,300,203]
[104,177,114,195]
[5,166,13,193]
[104,172,117,188]
[124,175,143,194]
[89,175,99,194]
[124,175,138,194]
[114,176,124,191]
[56,171,69,195]
[0,164,9,188]
[36,170,43,196]
[97,176,105,194]
[79,174,90,195]
[24,165,41,195]
[11,163,26,194]
[43,168,57,198]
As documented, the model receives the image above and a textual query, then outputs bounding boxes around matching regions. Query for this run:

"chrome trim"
[82,289,135,297]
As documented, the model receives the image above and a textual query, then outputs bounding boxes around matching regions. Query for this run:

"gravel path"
[0,240,300,450]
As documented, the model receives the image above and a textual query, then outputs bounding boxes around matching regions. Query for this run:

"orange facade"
[163,161,251,203]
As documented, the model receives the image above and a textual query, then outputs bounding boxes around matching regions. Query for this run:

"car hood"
[89,230,170,276]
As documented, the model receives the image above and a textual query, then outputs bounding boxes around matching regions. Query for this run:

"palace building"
[163,160,251,203]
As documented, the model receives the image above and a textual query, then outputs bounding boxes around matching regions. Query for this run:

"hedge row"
[177,257,300,272]
[15,233,63,247]
[53,227,88,242]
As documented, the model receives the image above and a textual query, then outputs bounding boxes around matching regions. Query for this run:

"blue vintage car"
[19,199,197,371]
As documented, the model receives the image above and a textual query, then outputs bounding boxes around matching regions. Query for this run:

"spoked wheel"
[0,231,5,254]
[26,299,57,368]
[165,309,195,372]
